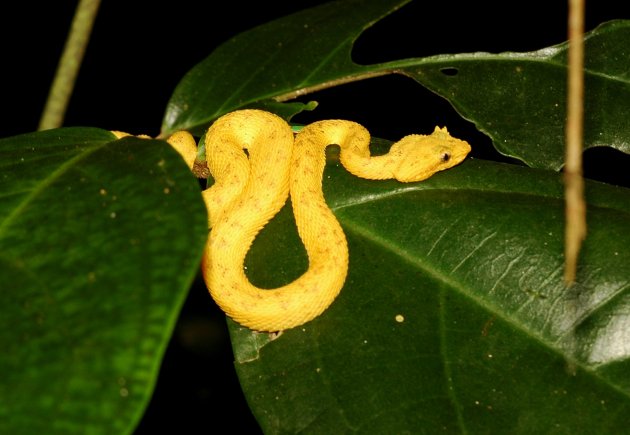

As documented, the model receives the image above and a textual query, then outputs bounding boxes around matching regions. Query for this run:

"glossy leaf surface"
[399,19,630,169]
[0,129,207,434]
[161,0,410,136]
[231,156,630,433]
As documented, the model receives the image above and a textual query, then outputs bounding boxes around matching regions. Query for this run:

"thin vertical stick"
[38,0,102,130]
[564,0,586,284]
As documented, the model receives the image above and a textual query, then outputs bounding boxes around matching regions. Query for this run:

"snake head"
[390,126,471,182]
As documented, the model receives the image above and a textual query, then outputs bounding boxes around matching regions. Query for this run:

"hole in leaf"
[440,67,459,76]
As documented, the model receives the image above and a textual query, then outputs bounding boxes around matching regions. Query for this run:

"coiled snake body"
[168,109,471,332]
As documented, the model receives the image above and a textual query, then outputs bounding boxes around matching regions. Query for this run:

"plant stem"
[274,69,394,102]
[564,0,586,284]
[38,0,101,131]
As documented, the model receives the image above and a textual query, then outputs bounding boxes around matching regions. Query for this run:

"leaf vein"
[450,231,497,274]
[0,144,102,239]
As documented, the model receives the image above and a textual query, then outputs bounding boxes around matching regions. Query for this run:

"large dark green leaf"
[398,19,630,170]
[0,129,207,434]
[229,154,630,433]
[160,0,410,136]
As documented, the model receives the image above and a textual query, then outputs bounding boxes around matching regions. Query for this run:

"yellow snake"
[128,109,471,332]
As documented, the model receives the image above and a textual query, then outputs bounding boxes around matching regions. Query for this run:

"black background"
[2,1,629,433]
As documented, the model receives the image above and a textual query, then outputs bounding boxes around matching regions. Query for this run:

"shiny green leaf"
[0,129,207,434]
[398,19,630,169]
[230,154,630,434]
[161,0,410,136]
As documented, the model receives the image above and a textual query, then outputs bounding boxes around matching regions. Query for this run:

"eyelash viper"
[124,109,471,332]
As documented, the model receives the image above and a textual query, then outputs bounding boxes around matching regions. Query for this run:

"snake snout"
[392,134,472,183]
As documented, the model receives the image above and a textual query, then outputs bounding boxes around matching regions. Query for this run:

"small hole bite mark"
[440,67,459,76]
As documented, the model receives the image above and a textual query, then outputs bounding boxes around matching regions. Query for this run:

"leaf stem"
[564,0,586,285]
[38,0,101,131]
[273,69,394,102]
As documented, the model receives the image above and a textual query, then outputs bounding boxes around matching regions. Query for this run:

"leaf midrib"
[0,143,105,239]
[331,183,630,216]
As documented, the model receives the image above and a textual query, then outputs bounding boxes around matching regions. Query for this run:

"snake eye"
[441,152,451,162]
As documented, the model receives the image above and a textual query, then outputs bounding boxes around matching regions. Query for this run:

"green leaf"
[229,155,630,433]
[163,2,630,170]
[161,0,410,136]
[398,19,630,170]
[0,129,207,434]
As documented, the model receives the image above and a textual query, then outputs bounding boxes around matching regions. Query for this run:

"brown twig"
[38,0,102,130]
[564,0,586,284]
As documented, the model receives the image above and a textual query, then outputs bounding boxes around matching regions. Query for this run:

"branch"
[38,0,101,130]
[564,0,586,284]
